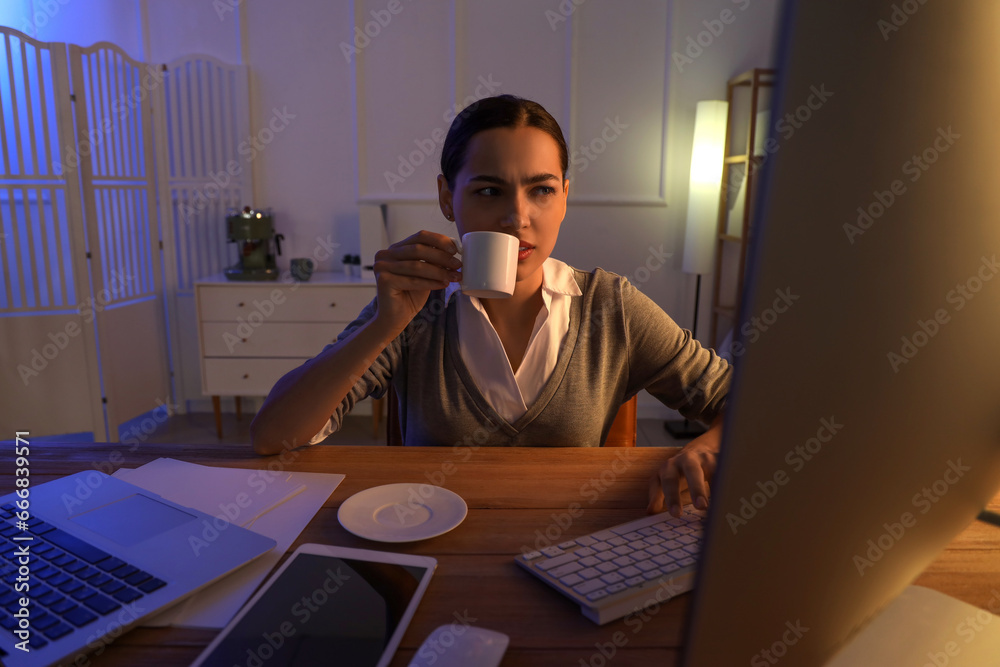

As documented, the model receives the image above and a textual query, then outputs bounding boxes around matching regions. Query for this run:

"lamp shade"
[682,100,729,275]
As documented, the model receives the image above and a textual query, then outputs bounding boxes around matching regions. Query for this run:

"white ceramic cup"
[455,231,518,298]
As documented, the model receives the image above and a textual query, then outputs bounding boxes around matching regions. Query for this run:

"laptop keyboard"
[0,503,167,651]
[515,505,704,625]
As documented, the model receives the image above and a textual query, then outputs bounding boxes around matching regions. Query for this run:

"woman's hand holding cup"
[371,230,462,331]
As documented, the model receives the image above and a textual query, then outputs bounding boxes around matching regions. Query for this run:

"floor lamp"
[665,100,729,440]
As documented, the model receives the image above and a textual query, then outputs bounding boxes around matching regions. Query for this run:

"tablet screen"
[199,553,431,666]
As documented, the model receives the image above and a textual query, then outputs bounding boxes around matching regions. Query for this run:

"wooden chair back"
[386,389,637,447]
[603,395,638,447]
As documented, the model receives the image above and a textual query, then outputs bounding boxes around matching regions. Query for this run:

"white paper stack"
[113,458,344,628]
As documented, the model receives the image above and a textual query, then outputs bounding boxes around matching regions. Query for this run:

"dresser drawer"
[201,358,308,396]
[201,322,338,358]
[198,285,375,323]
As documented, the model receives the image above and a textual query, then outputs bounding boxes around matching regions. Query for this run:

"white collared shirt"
[444,257,582,422]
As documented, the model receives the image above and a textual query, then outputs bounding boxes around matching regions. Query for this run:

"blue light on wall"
[0,2,34,37]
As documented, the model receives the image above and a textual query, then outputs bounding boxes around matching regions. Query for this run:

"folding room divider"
[0,26,250,440]
[0,27,104,438]
[153,55,252,410]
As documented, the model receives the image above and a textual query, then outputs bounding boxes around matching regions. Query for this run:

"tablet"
[192,544,437,667]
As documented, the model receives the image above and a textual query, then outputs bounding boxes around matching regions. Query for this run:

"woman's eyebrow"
[468,173,560,185]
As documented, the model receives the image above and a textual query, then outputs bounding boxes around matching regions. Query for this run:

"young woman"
[250,95,730,517]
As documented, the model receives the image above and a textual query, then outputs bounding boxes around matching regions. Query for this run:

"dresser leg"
[235,396,242,421]
[212,396,222,439]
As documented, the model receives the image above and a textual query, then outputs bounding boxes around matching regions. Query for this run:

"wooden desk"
[3,443,999,666]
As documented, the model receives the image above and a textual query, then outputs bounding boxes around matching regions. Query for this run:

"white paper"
[827,585,1000,666]
[114,458,305,524]
[114,459,344,628]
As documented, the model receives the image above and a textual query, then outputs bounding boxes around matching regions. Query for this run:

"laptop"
[0,470,276,666]
[520,0,1000,661]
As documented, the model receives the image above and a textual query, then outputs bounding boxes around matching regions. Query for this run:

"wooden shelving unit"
[709,68,777,349]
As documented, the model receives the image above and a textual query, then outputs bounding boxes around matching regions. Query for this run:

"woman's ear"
[437,174,454,220]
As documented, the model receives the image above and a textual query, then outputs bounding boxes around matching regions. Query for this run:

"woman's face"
[438,126,569,288]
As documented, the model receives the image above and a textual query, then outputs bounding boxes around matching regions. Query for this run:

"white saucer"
[337,483,468,543]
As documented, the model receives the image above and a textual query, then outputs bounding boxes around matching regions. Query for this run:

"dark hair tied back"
[440,94,568,190]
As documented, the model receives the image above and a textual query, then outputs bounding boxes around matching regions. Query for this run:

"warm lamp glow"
[682,100,729,275]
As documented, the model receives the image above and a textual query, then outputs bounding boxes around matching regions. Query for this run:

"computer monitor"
[684,1,1000,664]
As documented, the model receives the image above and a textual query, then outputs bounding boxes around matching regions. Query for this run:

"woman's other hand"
[372,230,462,330]
[647,415,724,517]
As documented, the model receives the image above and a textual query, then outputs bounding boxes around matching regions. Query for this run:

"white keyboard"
[514,506,704,625]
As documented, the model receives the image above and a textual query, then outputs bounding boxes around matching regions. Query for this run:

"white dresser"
[194,273,377,437]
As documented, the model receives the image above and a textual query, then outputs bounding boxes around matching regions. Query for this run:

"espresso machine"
[224,206,284,281]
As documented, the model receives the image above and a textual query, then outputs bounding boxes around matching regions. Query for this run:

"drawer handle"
[237,301,245,307]
[243,373,249,379]
[241,338,248,343]
[330,302,336,308]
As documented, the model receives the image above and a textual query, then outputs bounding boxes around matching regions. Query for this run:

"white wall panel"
[243,0,357,271]
[457,0,566,124]
[571,0,668,202]
[357,0,452,200]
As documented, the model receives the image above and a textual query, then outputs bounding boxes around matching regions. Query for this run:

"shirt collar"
[444,256,582,304]
[541,257,583,297]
